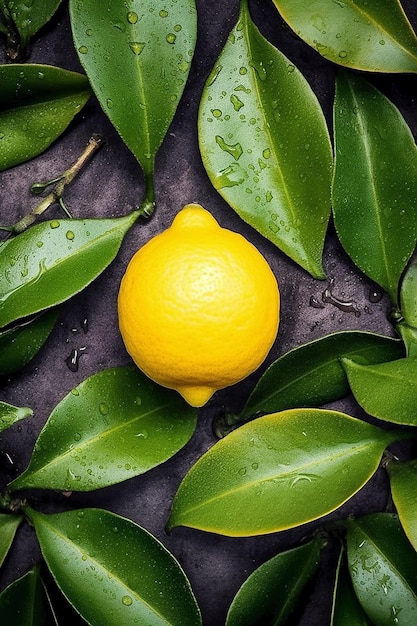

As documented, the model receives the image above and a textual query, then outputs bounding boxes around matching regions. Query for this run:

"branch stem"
[4,134,103,235]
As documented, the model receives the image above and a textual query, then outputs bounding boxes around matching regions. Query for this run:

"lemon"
[117,204,280,407]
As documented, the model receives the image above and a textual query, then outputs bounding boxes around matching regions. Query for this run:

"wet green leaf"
[198,0,332,278]
[0,64,91,171]
[398,254,417,354]
[27,507,202,626]
[226,536,323,626]
[0,309,58,378]
[271,0,417,73]
[69,0,197,210]
[0,213,138,329]
[332,72,417,305]
[0,400,32,432]
[331,547,373,626]
[0,0,62,60]
[242,331,403,419]
[387,459,417,552]
[0,564,57,625]
[10,366,197,492]
[167,409,398,537]
[346,513,417,625]
[342,355,417,426]
[0,513,23,567]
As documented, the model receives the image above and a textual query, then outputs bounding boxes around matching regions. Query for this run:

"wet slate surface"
[1,1,417,624]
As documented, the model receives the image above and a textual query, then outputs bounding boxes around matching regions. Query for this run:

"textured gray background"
[1,1,417,624]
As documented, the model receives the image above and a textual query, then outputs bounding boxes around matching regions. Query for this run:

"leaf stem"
[138,167,156,218]
[2,134,104,236]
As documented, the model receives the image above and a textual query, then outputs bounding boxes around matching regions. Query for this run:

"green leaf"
[387,459,417,552]
[271,0,417,73]
[0,309,58,378]
[198,0,332,279]
[0,400,32,432]
[346,513,417,625]
[0,513,23,567]
[27,507,202,626]
[226,536,323,626]
[0,213,138,329]
[69,0,197,211]
[332,72,417,304]
[342,355,417,426]
[0,564,56,625]
[398,254,417,355]
[167,408,398,537]
[10,366,197,492]
[0,0,62,60]
[0,64,91,171]
[242,331,403,419]
[331,548,373,626]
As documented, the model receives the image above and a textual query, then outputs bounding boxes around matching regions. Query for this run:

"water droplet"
[214,162,246,189]
[129,41,145,55]
[135,430,148,439]
[211,109,222,118]
[249,59,267,81]
[230,93,244,111]
[66,230,75,241]
[310,295,325,309]
[265,191,273,203]
[287,64,295,73]
[215,135,243,160]
[251,462,259,470]
[78,45,88,54]
[127,11,138,24]
[262,148,271,159]
[37,71,45,80]
[159,9,168,17]
[112,20,126,32]
[322,278,360,316]
[85,28,93,36]
[208,63,223,85]
[338,50,348,58]
[74,433,82,441]
[238,467,247,476]
[166,33,176,44]
[36,240,43,248]
[99,403,109,416]
[65,347,86,372]
[122,595,133,606]
[50,219,60,229]
[379,39,385,45]
[368,288,383,303]
[174,24,182,32]
[106,98,113,109]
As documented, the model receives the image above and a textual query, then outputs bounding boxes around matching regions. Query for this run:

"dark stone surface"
[1,1,417,624]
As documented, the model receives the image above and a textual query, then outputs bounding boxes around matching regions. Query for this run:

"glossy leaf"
[271,0,417,73]
[0,400,32,432]
[0,213,138,329]
[388,459,417,552]
[10,366,197,492]
[0,64,91,171]
[331,548,373,626]
[226,536,323,626]
[70,0,197,211]
[398,255,417,354]
[0,0,62,60]
[27,507,202,626]
[242,331,403,419]
[346,513,417,625]
[167,409,398,537]
[0,564,57,625]
[342,355,417,426]
[0,309,58,378]
[0,513,23,567]
[198,0,332,278]
[332,72,417,304]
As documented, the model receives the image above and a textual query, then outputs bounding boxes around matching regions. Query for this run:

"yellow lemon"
[117,204,280,407]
